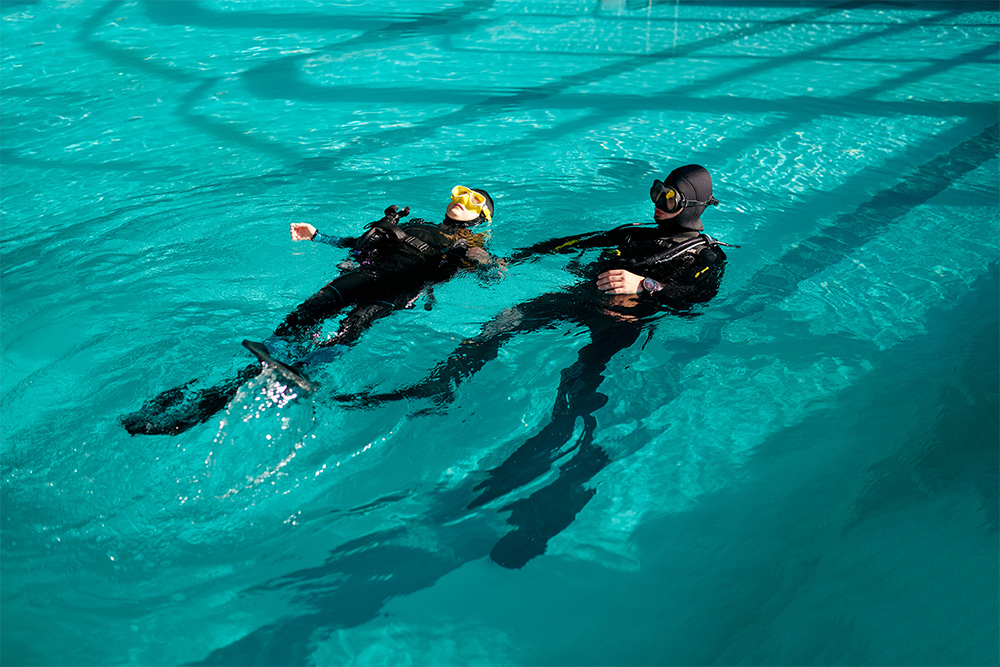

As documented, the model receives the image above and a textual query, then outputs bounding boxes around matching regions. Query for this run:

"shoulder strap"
[630,234,720,270]
[365,219,440,257]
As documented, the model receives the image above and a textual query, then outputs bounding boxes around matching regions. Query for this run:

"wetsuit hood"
[660,164,713,232]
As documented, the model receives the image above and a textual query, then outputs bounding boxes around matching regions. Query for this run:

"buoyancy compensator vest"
[355,206,467,274]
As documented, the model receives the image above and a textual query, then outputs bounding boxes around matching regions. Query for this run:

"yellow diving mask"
[450,185,492,221]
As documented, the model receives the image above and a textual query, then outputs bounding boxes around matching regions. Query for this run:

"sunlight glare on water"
[1,1,997,666]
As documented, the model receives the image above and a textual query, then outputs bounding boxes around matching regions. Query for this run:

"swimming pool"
[2,0,997,664]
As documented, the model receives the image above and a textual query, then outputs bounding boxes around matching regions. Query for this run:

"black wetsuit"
[122,209,497,436]
[353,219,728,568]
[276,216,494,349]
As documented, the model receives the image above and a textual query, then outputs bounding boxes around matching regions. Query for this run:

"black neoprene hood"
[662,164,713,231]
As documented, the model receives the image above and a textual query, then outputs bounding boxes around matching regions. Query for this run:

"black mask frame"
[650,179,719,211]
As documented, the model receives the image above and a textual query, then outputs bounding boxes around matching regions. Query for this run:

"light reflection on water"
[1,1,997,666]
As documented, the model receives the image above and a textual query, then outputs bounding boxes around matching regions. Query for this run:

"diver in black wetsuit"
[345,165,733,568]
[122,186,500,436]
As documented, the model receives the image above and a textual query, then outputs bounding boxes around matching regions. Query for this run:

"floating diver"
[340,165,736,568]
[121,186,500,436]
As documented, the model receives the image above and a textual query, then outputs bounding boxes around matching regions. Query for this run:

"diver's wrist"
[313,230,342,245]
[641,277,663,294]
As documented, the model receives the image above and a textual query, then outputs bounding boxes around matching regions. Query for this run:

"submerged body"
[122,191,499,436]
[346,165,731,568]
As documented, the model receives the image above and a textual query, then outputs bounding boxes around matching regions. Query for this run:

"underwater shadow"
[187,83,1000,667]
[140,0,492,34]
[191,526,495,666]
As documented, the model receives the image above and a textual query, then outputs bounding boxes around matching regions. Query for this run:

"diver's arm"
[640,248,727,305]
[506,231,611,264]
[597,246,727,300]
[467,247,507,282]
[290,223,355,248]
[436,243,507,283]
[313,231,356,248]
[508,224,653,264]
[596,269,643,294]
[466,246,490,263]
[447,229,507,281]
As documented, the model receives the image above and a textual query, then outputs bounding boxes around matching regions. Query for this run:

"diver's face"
[650,179,684,221]
[653,205,681,221]
[446,199,481,222]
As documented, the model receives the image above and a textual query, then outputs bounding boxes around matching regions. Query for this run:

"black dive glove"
[357,205,411,250]
[382,205,410,225]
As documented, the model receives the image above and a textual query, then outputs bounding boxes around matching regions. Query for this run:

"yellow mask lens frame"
[450,185,492,221]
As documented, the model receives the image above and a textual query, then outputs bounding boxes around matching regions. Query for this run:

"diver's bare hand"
[466,247,490,263]
[596,269,643,294]
[290,223,317,241]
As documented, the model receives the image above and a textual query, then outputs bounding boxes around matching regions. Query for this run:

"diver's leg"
[475,320,645,568]
[470,320,641,507]
[348,292,569,407]
[297,299,399,367]
[489,415,609,569]
[122,273,373,436]
[324,299,400,347]
[269,272,372,359]
[253,294,414,390]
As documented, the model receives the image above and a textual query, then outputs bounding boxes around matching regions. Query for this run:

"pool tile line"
[723,120,999,321]
[38,0,1000,236]
[73,0,498,170]
[69,0,994,191]
[471,4,992,168]
[228,0,984,174]
[73,0,857,172]
[228,1,869,174]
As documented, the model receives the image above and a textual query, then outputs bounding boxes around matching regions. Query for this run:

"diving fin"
[121,362,261,436]
[242,340,315,392]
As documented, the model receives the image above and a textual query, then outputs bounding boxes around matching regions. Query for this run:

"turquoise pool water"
[2,1,998,665]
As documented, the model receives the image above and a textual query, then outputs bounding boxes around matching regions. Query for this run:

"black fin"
[121,363,260,436]
[242,340,315,392]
